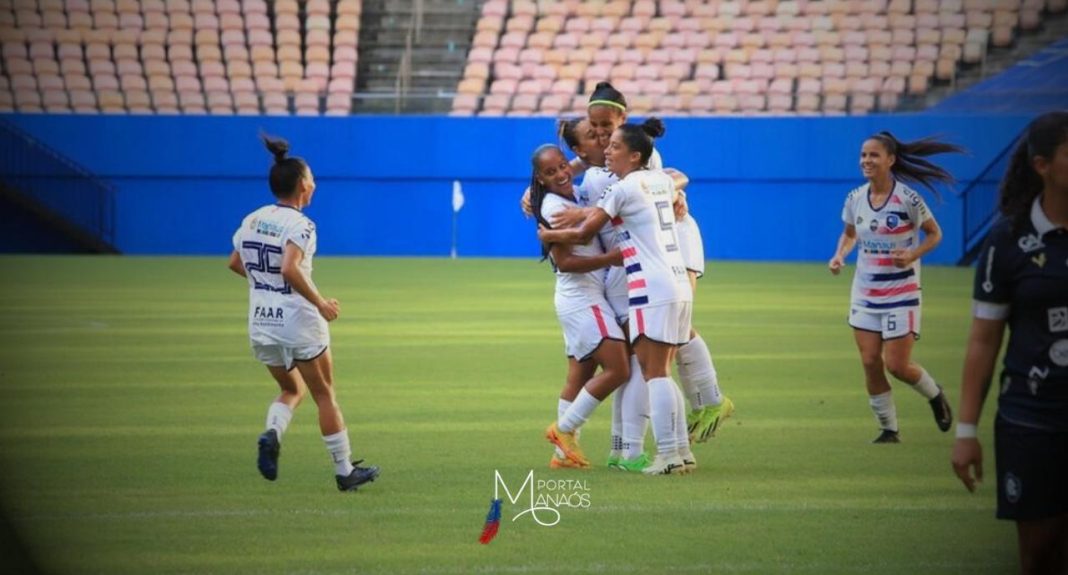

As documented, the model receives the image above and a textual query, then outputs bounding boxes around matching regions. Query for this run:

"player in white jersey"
[828,131,963,443]
[586,82,734,446]
[228,135,378,491]
[530,145,631,470]
[539,124,694,476]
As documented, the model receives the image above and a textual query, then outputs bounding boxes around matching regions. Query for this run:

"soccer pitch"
[0,256,1015,574]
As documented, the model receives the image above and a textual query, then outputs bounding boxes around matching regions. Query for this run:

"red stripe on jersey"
[908,309,915,333]
[611,216,623,226]
[864,283,919,297]
[621,247,638,259]
[890,195,903,204]
[883,224,914,235]
[591,305,609,337]
[871,257,894,266]
[636,308,645,335]
[628,279,647,289]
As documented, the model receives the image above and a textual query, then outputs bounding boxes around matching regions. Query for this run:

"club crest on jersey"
[1017,233,1044,253]
[886,214,900,229]
[869,218,879,232]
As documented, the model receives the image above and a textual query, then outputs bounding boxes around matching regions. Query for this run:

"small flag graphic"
[478,498,502,544]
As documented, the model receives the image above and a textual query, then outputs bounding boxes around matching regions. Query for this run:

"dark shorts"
[995,416,1068,521]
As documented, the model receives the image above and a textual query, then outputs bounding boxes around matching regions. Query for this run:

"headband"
[587,99,626,112]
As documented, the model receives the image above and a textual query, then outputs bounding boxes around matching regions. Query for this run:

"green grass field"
[0,256,1015,574]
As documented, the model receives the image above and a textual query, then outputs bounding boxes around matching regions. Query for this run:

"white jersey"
[841,181,931,311]
[232,204,329,347]
[597,169,692,307]
[575,166,620,252]
[541,192,609,314]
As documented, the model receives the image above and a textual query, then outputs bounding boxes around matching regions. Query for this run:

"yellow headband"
[587,99,626,112]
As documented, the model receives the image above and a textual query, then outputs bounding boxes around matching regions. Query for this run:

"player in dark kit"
[952,111,1068,575]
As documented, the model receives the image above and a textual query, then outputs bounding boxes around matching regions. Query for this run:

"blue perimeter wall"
[3,113,1032,264]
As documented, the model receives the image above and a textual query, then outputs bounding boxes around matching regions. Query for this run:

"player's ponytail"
[868,131,964,201]
[557,117,581,152]
[999,111,1068,230]
[529,144,558,261]
[261,133,309,199]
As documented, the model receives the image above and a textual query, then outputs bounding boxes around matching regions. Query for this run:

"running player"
[585,82,734,444]
[540,123,694,476]
[229,134,379,491]
[531,144,631,469]
[952,111,1068,575]
[828,131,962,443]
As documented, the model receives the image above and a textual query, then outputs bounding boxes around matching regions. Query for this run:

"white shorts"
[252,343,328,370]
[605,266,629,325]
[558,302,626,361]
[848,306,921,340]
[630,301,693,345]
[676,215,705,278]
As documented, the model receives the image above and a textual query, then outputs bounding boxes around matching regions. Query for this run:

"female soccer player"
[229,135,379,491]
[828,132,962,443]
[531,144,630,469]
[952,111,1068,575]
[559,117,654,472]
[586,82,734,445]
[540,124,693,476]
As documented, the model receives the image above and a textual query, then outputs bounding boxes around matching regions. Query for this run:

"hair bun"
[640,117,666,138]
[261,133,290,163]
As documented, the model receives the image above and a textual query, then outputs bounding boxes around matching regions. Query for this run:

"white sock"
[869,392,898,432]
[610,384,623,456]
[677,335,723,408]
[322,430,355,476]
[672,380,690,453]
[559,388,600,433]
[648,377,679,457]
[265,402,293,441]
[621,355,649,459]
[910,368,940,400]
[556,398,572,458]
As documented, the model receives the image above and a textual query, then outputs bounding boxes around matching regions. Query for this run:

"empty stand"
[454,0,1067,117]
[0,0,361,115]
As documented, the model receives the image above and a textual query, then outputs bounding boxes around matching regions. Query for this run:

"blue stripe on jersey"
[625,263,642,274]
[869,269,915,282]
[862,298,920,309]
[629,296,650,306]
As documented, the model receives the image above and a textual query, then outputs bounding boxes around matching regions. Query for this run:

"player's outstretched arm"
[828,224,857,275]
[538,208,611,245]
[228,250,247,278]
[281,242,339,321]
[951,317,1005,493]
[551,244,623,274]
[550,205,595,229]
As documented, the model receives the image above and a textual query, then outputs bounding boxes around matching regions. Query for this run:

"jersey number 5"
[655,200,679,253]
[242,241,292,294]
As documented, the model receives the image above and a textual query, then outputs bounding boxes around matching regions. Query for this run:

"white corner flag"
[451,180,464,259]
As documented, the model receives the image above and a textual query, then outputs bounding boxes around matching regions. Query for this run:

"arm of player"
[892,216,942,268]
[551,244,623,273]
[951,316,1006,493]
[538,208,611,245]
[520,186,533,218]
[228,250,247,277]
[569,157,588,177]
[550,206,595,229]
[828,224,857,275]
[281,241,340,321]
[664,167,689,193]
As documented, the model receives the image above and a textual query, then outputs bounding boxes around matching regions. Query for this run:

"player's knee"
[860,353,883,373]
[884,357,910,381]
